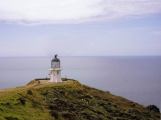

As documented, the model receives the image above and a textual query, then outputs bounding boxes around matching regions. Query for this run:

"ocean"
[0,56,161,108]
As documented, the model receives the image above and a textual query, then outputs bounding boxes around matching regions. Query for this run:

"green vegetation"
[0,79,160,120]
[146,105,160,113]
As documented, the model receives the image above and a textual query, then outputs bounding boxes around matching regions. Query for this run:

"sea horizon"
[0,56,161,109]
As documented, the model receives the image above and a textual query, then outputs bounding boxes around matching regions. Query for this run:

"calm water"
[0,56,161,108]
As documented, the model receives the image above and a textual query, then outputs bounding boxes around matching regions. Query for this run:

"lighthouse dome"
[52,54,60,62]
[51,54,60,68]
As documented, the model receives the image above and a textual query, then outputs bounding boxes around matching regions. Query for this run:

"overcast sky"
[0,0,161,56]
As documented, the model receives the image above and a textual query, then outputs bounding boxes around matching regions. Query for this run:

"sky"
[0,0,161,56]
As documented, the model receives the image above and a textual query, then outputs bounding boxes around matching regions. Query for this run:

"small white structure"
[49,54,62,82]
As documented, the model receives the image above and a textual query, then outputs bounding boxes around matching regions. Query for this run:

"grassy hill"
[0,79,160,120]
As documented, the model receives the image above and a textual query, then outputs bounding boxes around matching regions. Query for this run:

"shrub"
[61,111,76,119]
[27,90,33,95]
[50,110,59,119]
[5,116,19,120]
[18,97,26,105]
[146,105,160,113]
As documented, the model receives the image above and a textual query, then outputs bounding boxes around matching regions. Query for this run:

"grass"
[0,79,160,120]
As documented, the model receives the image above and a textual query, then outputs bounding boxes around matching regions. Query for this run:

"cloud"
[0,0,161,24]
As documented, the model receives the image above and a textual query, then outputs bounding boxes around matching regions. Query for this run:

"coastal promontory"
[0,79,160,120]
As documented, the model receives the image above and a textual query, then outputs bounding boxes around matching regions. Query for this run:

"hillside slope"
[0,79,160,120]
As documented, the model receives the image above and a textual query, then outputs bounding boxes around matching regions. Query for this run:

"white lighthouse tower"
[49,54,62,82]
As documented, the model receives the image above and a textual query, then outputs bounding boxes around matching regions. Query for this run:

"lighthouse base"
[49,70,62,83]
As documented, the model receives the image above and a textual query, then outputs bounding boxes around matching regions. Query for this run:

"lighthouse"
[49,54,62,82]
